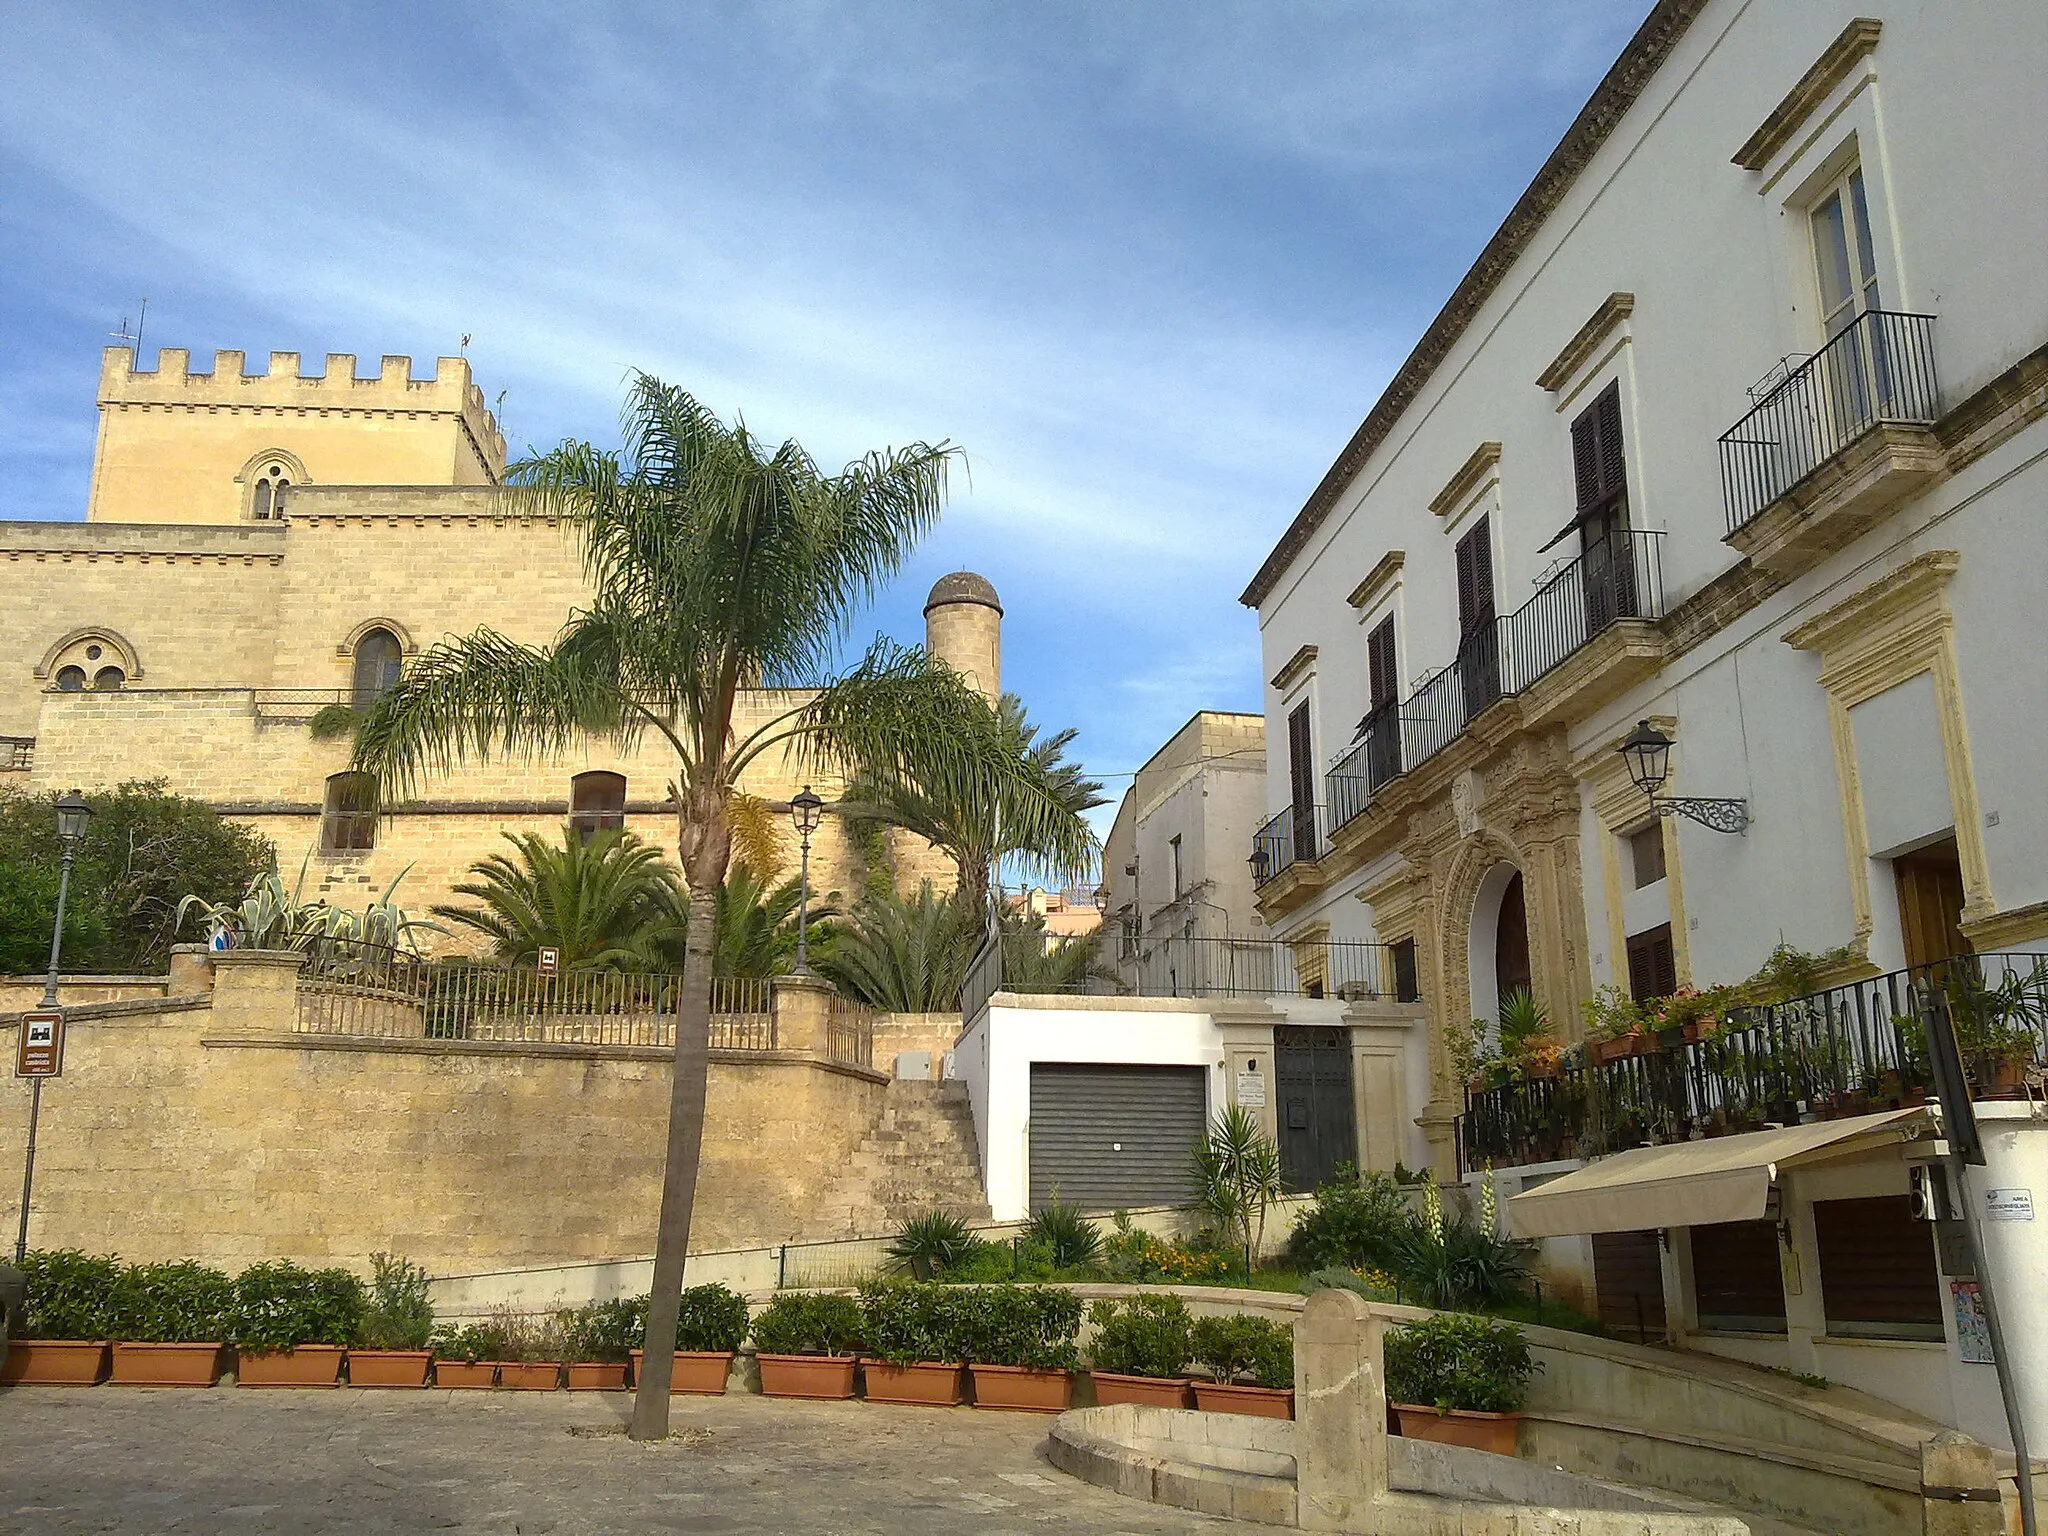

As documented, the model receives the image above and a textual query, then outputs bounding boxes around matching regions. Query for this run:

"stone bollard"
[770,973,835,1058]
[167,943,215,997]
[206,949,307,1035]
[1295,1287,1388,1531]
[1919,1431,2006,1536]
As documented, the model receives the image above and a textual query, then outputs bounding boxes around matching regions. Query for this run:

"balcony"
[1460,951,2047,1171]
[1323,528,1665,837]
[1719,310,1943,573]
[1250,803,1329,891]
[1109,934,1406,1002]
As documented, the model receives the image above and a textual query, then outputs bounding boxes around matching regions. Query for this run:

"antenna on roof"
[133,297,148,363]
[460,333,472,355]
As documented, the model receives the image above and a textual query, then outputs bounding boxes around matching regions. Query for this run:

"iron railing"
[1109,934,1401,1001]
[293,940,774,1047]
[0,736,32,772]
[1251,803,1328,888]
[1461,951,2048,1170]
[958,915,1005,1025]
[1718,309,1939,534]
[828,994,876,1069]
[1325,530,1665,836]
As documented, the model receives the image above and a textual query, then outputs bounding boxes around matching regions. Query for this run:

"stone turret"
[923,571,1002,702]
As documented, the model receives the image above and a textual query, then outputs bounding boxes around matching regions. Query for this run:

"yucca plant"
[1024,1196,1103,1270]
[334,376,1093,1437]
[1192,1105,1285,1265]
[887,1210,978,1281]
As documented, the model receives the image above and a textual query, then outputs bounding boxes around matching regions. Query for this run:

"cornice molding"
[1270,644,1319,694]
[1536,293,1635,393]
[1346,551,1407,613]
[1428,443,1503,519]
[1782,549,1959,665]
[1733,18,1883,171]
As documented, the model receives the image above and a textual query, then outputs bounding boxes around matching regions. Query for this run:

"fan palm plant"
[714,860,829,979]
[336,375,1085,1438]
[815,880,981,1011]
[430,829,687,972]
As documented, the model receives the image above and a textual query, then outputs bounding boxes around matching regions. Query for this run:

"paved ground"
[0,1385,1265,1534]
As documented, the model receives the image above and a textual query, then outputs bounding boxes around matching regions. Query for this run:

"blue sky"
[0,0,1644,823]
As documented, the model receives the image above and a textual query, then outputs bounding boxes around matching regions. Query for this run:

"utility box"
[894,1051,933,1081]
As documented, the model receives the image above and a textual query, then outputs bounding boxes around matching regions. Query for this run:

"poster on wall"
[1951,1279,1993,1364]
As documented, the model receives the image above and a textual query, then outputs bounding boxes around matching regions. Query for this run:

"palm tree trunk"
[628,873,719,1440]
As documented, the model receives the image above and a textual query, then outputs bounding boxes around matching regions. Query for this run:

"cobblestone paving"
[0,1385,1264,1534]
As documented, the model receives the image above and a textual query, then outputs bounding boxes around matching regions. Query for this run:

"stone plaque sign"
[1235,1070,1267,1109]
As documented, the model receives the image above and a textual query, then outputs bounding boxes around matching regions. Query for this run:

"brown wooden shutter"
[1287,701,1314,816]
[1593,1229,1668,1340]
[1367,617,1397,711]
[1626,923,1678,1002]
[1813,1196,1944,1338]
[1690,1220,1787,1331]
[1455,516,1495,632]
[1572,408,1601,515]
[1571,383,1630,530]
[1596,384,1627,511]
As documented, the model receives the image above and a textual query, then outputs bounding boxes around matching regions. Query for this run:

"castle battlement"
[98,346,506,470]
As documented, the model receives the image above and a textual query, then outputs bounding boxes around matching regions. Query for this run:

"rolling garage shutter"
[1028,1063,1207,1213]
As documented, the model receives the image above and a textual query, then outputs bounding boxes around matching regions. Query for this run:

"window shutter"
[1455,517,1494,631]
[1625,923,1677,1002]
[1287,702,1314,816]
[1690,1220,1788,1331]
[1596,384,1628,513]
[1813,1196,1944,1337]
[1367,617,1397,711]
[1571,382,1630,528]
[1572,410,1601,514]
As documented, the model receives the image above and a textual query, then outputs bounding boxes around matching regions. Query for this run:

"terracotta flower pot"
[863,1361,965,1406]
[435,1360,498,1389]
[238,1345,345,1387]
[347,1350,433,1388]
[1090,1372,1194,1409]
[1,1340,110,1386]
[1192,1381,1294,1419]
[110,1341,224,1387]
[1589,1035,1650,1066]
[565,1361,629,1390]
[756,1353,857,1400]
[969,1364,1072,1412]
[1393,1404,1522,1455]
[499,1361,563,1390]
[629,1349,733,1395]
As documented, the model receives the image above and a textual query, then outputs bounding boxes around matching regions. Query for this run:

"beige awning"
[1506,1108,1933,1238]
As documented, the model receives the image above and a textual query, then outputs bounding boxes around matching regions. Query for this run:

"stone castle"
[1,345,1004,926]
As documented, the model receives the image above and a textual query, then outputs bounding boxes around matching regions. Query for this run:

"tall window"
[1286,701,1316,862]
[1454,517,1500,716]
[568,771,627,844]
[1364,614,1401,788]
[1169,834,1183,899]
[1628,824,1666,889]
[1571,383,1638,630]
[322,772,378,853]
[251,461,293,520]
[351,629,403,710]
[1811,166,1882,339]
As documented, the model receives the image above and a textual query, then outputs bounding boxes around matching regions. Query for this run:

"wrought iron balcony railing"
[1251,803,1328,888]
[1324,529,1665,836]
[1460,951,2047,1171]
[1718,309,1939,535]
[1109,934,1401,1001]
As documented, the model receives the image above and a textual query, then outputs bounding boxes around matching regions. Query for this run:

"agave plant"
[178,853,437,954]
[886,1209,977,1281]
[1024,1195,1103,1270]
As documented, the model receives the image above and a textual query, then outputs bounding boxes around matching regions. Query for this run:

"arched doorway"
[1466,862,1532,1037]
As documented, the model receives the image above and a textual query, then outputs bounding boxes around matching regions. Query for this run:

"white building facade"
[1242,0,2048,1448]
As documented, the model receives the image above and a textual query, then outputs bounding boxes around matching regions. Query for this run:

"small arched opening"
[351,628,404,710]
[568,771,627,844]
[1466,861,1532,1042]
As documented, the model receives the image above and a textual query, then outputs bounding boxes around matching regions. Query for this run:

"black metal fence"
[1718,309,1939,534]
[1251,803,1329,888]
[1462,951,2048,1170]
[1324,530,1665,838]
[1109,934,1401,1001]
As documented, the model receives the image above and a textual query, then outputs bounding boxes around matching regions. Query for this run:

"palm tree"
[814,880,981,1011]
[713,860,827,979]
[340,375,1084,1437]
[841,691,1104,912]
[1000,905,1110,993]
[430,829,687,972]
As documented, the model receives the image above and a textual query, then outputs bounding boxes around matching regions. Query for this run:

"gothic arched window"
[568,771,627,844]
[54,666,86,692]
[351,628,404,710]
[252,461,292,520]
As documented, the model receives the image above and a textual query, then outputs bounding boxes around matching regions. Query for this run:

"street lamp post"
[17,789,92,1264]
[1617,719,1750,834]
[789,786,825,976]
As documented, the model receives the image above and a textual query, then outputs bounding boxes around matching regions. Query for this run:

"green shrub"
[858,1282,966,1365]
[1384,1314,1535,1413]
[674,1284,750,1353]
[955,1284,1081,1370]
[750,1292,863,1356]
[1087,1294,1193,1379]
[106,1261,234,1344]
[228,1261,367,1353]
[17,1250,119,1341]
[430,1319,509,1364]
[1024,1198,1102,1270]
[559,1299,641,1363]
[356,1253,435,1351]
[1190,1313,1292,1390]
[1285,1165,1417,1271]
[1391,1216,1534,1309]
[886,1210,978,1280]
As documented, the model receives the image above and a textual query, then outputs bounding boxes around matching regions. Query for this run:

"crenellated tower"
[85,346,508,526]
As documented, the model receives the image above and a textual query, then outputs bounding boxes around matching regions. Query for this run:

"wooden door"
[1894,838,1968,972]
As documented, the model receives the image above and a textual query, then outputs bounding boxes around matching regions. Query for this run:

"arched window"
[252,461,292,520]
[568,771,627,844]
[351,628,404,710]
[92,666,126,691]
[322,772,379,853]
[54,666,86,692]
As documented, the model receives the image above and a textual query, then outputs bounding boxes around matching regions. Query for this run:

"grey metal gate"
[1027,1063,1207,1213]
[1274,1026,1356,1192]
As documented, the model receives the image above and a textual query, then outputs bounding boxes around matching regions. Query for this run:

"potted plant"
[1,1250,117,1386]
[1189,1313,1293,1418]
[107,1260,234,1386]
[631,1284,749,1394]
[751,1293,862,1399]
[429,1321,505,1389]
[1087,1294,1195,1408]
[495,1309,564,1390]
[349,1254,436,1387]
[560,1298,637,1390]
[230,1261,365,1387]
[1583,986,1654,1064]
[1384,1313,1534,1455]
[858,1282,966,1406]
[963,1284,1082,1412]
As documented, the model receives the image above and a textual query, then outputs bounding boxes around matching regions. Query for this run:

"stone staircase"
[803,1079,990,1237]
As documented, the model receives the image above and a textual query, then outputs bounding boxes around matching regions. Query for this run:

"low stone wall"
[870,1011,962,1077]
[0,965,888,1275]
[0,974,168,1012]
